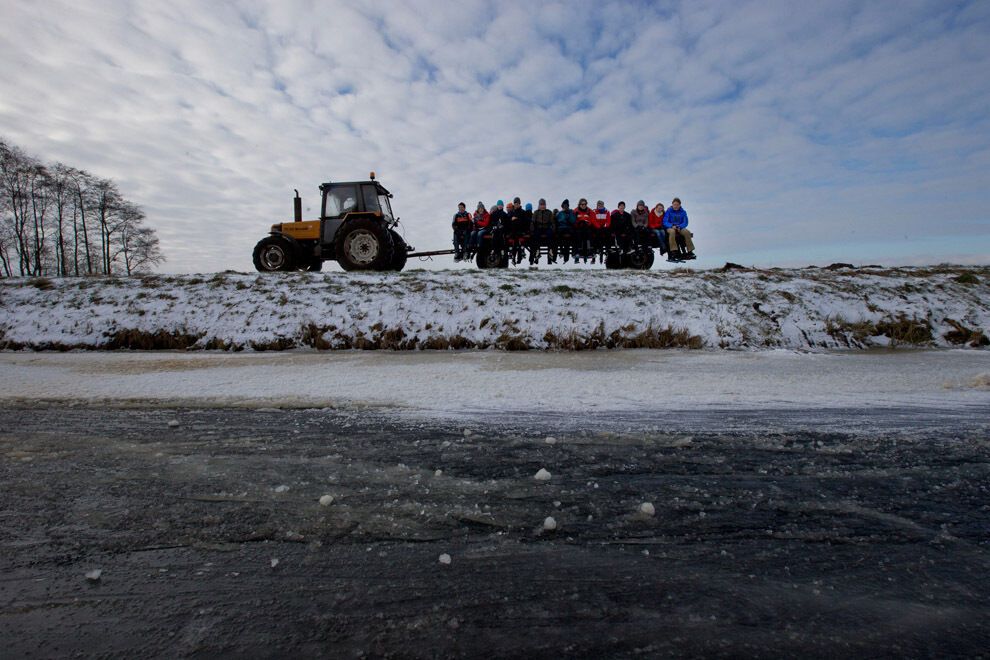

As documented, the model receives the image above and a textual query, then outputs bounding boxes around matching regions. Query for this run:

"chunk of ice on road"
[319,494,334,506]
[85,569,102,582]
[273,485,289,493]
[434,469,443,477]
[463,429,473,437]
[270,558,279,569]
[534,468,552,481]
[545,436,557,445]
[640,502,656,516]
[167,420,179,428]
[543,516,557,531]
[438,553,452,565]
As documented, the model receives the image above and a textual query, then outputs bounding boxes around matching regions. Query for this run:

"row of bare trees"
[0,137,164,277]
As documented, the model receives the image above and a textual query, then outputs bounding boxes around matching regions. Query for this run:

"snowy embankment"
[1,265,988,351]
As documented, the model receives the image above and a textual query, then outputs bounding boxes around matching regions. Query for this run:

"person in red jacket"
[648,202,670,255]
[451,202,473,261]
[590,200,611,263]
[466,202,490,260]
[573,198,595,263]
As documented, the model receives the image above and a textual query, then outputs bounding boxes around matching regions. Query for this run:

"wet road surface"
[1,404,989,658]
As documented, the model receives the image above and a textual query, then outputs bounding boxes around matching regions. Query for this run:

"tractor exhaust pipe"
[293,189,302,222]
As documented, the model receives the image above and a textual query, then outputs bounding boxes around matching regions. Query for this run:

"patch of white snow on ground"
[1,350,988,414]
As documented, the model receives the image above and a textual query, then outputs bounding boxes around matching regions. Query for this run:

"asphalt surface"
[1,404,989,658]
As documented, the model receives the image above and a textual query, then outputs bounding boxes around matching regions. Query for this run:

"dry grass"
[105,329,204,350]
[943,319,989,347]
[826,313,933,347]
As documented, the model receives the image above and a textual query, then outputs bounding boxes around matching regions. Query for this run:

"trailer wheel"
[335,219,393,271]
[477,247,504,269]
[627,249,655,270]
[604,252,623,270]
[253,236,296,272]
[388,230,408,271]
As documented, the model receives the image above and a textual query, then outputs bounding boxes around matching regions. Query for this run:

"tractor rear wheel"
[253,236,296,272]
[388,230,408,271]
[335,219,393,271]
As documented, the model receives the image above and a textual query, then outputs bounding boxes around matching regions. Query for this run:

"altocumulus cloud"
[1,0,988,271]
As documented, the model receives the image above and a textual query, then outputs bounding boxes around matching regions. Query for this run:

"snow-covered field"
[1,266,988,351]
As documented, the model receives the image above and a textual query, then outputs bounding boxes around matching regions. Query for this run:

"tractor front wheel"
[335,219,393,271]
[253,236,296,272]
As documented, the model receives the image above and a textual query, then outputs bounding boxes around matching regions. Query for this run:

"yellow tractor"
[252,173,411,272]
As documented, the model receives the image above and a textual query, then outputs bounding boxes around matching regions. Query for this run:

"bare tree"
[0,139,32,275]
[49,163,74,276]
[91,178,123,274]
[116,203,165,274]
[28,163,52,275]
[0,137,164,278]
[0,212,13,277]
[72,169,95,275]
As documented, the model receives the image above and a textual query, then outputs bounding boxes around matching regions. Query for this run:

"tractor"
[252,173,412,272]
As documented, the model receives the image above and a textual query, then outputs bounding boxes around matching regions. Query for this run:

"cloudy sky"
[2,0,989,272]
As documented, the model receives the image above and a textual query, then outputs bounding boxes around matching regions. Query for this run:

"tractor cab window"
[377,193,394,221]
[361,185,380,214]
[324,185,358,218]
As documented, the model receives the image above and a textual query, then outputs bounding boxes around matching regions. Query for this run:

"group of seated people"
[451,196,696,265]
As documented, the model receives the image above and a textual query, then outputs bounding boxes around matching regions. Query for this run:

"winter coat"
[610,209,633,233]
[473,210,491,229]
[555,209,577,230]
[452,210,472,230]
[488,208,508,229]
[648,210,665,229]
[575,207,595,226]
[630,207,650,229]
[531,208,555,231]
[591,207,611,230]
[507,207,531,234]
[663,207,689,229]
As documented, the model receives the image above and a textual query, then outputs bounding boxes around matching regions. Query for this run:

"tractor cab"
[320,176,394,222]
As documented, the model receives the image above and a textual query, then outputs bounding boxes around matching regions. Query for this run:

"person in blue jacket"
[662,197,696,262]
[554,199,578,262]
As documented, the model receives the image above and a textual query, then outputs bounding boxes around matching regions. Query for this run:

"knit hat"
[637,200,645,207]
[561,199,570,208]
[477,201,485,209]
[538,198,546,206]
[525,203,532,211]
[497,199,504,207]
[513,197,521,205]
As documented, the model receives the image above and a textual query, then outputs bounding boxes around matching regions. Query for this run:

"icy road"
[1,350,989,657]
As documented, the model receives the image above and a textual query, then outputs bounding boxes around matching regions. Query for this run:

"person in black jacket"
[610,201,633,254]
[451,202,473,261]
[505,197,531,265]
[529,198,556,265]
[487,200,508,254]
